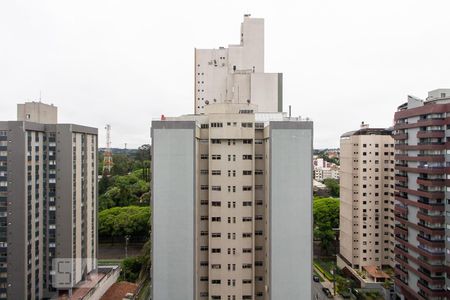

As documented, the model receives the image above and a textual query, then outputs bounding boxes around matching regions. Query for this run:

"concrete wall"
[152,121,196,300]
[17,102,57,124]
[269,121,313,299]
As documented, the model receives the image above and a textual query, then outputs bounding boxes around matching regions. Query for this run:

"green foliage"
[139,239,151,281]
[99,171,150,210]
[336,276,351,294]
[317,150,340,165]
[111,154,137,176]
[313,197,339,255]
[314,262,334,281]
[99,206,151,240]
[323,178,340,197]
[120,256,143,282]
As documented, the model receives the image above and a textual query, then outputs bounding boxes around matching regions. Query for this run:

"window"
[243,170,252,175]
[242,186,252,191]
[200,154,208,159]
[210,122,223,128]
[211,217,221,222]
[243,139,252,144]
[241,122,253,128]
[211,154,221,160]
[242,155,252,160]
[211,186,221,191]
[211,248,221,253]
[255,154,263,160]
[212,170,221,175]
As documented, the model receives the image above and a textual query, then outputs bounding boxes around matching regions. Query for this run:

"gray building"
[151,15,313,300]
[0,102,97,300]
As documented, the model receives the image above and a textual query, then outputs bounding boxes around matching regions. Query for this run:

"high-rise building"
[393,89,450,299]
[152,16,313,300]
[194,15,282,115]
[0,102,98,299]
[339,123,395,271]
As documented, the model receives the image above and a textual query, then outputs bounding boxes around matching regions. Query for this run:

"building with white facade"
[152,16,313,300]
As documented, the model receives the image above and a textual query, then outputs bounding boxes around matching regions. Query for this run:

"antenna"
[103,124,113,175]
[124,143,127,150]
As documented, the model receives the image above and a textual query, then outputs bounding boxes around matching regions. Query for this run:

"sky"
[1,0,450,149]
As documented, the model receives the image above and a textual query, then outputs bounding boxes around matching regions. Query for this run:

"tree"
[98,206,151,242]
[120,256,143,282]
[323,178,340,197]
[313,197,340,255]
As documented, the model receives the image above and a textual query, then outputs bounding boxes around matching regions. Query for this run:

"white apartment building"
[152,16,313,300]
[339,124,395,270]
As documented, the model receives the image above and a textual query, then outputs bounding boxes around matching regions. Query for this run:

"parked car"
[322,287,333,298]
[313,275,320,282]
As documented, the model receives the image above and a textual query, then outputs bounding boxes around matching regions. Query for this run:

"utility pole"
[103,124,113,175]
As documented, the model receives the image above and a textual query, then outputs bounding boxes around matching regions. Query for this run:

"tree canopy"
[323,178,340,198]
[99,206,151,241]
[313,197,340,255]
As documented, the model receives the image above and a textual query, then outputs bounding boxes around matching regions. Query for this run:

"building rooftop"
[363,265,390,280]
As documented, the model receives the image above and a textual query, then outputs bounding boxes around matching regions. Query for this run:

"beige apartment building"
[339,124,395,270]
[152,16,313,300]
[0,102,97,300]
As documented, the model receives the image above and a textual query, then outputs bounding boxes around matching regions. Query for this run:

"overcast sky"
[1,0,450,149]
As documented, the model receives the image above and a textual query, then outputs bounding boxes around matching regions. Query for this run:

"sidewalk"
[314,266,344,300]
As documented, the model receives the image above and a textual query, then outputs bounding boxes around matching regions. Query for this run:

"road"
[313,280,332,300]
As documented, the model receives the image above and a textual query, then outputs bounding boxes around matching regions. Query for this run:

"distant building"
[313,157,340,181]
[0,102,98,299]
[339,123,395,271]
[152,16,313,300]
[393,89,450,299]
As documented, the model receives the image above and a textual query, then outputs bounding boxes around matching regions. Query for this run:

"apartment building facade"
[194,15,282,115]
[393,89,450,299]
[0,102,97,300]
[339,124,395,270]
[152,16,313,300]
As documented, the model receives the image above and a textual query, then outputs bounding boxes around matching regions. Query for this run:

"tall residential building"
[0,102,98,300]
[394,89,450,299]
[194,15,282,115]
[152,16,313,300]
[339,124,395,271]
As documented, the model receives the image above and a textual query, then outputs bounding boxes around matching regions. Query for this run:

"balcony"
[417,235,445,248]
[417,177,446,187]
[417,199,445,211]
[417,279,449,298]
[395,265,408,277]
[416,245,445,260]
[393,133,408,140]
[417,130,445,139]
[394,204,408,215]
[417,223,445,236]
[394,276,419,300]
[417,211,445,224]
[394,224,408,235]
[395,174,408,182]
[395,154,444,162]
[395,245,447,273]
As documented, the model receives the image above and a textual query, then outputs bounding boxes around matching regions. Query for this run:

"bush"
[120,256,143,282]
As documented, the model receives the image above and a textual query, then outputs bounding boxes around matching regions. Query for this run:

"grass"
[314,259,337,281]
[98,258,122,266]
